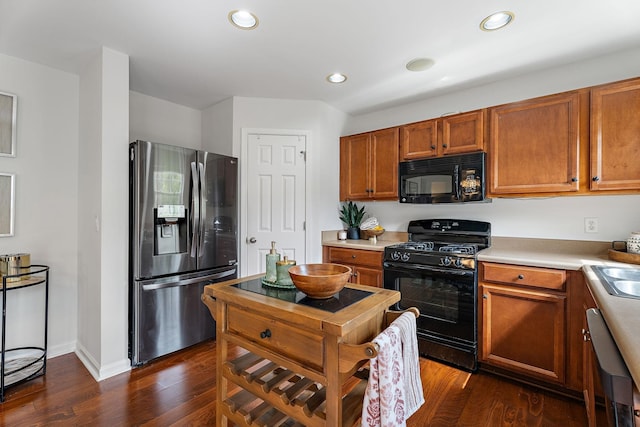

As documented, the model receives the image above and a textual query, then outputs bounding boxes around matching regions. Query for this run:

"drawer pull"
[517,274,524,280]
[260,329,272,339]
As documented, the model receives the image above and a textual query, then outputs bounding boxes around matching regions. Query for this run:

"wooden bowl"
[288,264,352,299]
[360,228,385,239]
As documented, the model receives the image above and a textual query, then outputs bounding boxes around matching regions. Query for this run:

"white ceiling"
[1,0,640,115]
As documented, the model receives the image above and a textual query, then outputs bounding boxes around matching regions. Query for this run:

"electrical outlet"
[584,217,599,233]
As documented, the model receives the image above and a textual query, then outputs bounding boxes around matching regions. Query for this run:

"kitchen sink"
[591,265,640,299]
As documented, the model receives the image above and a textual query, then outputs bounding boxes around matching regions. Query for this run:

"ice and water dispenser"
[154,205,187,255]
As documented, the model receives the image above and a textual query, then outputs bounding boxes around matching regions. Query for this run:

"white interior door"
[243,132,307,276]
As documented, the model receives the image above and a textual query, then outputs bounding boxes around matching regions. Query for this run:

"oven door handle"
[384,262,475,277]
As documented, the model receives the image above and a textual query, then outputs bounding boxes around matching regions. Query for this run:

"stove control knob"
[440,257,452,266]
[454,258,463,268]
[391,251,400,261]
[401,252,410,262]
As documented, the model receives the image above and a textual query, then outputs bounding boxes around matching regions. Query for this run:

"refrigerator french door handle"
[190,161,200,258]
[198,161,206,256]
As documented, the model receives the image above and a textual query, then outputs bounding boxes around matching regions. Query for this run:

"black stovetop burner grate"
[395,242,435,251]
[406,219,491,252]
[438,244,479,255]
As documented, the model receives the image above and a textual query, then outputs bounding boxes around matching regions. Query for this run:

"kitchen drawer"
[482,262,566,291]
[227,305,324,371]
[327,247,383,268]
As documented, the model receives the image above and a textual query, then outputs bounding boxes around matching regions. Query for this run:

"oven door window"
[386,265,475,343]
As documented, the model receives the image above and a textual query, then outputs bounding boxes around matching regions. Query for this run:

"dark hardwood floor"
[0,341,603,426]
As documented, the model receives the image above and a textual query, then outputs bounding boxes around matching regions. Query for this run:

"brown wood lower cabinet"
[322,246,383,287]
[480,281,567,383]
[479,262,584,393]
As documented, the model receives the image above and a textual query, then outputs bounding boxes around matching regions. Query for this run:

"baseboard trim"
[75,342,131,381]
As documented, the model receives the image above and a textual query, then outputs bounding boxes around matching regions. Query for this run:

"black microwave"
[399,152,487,204]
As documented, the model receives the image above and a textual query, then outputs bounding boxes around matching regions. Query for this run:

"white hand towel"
[361,323,406,427]
[361,312,425,427]
[393,312,425,418]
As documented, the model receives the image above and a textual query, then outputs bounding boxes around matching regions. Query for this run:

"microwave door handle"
[454,165,461,200]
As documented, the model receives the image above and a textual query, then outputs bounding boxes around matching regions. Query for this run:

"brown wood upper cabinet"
[590,78,640,191]
[400,109,485,160]
[488,91,584,195]
[340,127,399,201]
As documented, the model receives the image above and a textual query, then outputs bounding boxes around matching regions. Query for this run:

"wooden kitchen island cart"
[202,274,403,427]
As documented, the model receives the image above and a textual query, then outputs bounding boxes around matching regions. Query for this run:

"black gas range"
[383,219,491,372]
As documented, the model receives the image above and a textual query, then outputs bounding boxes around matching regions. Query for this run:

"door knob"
[247,237,257,244]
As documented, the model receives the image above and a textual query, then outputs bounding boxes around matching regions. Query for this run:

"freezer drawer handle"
[141,269,236,291]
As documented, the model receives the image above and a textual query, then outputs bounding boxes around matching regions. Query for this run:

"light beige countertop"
[321,230,407,252]
[477,236,613,270]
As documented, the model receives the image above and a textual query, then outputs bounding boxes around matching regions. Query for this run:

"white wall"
[130,91,201,149]
[76,47,131,380]
[202,97,234,156]
[98,48,130,378]
[77,51,102,368]
[343,46,640,242]
[0,53,78,357]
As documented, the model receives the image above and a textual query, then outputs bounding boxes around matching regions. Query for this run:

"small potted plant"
[338,201,366,240]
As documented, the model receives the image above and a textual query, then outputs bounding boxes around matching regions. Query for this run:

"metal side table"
[1,265,49,402]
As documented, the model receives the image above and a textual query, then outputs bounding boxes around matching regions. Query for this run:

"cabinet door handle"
[571,177,578,182]
[260,329,271,339]
[517,274,524,280]
[352,255,357,258]
[482,294,488,299]
[430,145,436,150]
[442,144,448,148]
[592,176,600,182]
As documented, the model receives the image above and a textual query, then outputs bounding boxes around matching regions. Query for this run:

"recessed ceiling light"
[480,11,514,31]
[406,58,435,72]
[228,10,259,30]
[327,73,347,84]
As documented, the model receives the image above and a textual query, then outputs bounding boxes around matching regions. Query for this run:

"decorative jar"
[627,232,640,254]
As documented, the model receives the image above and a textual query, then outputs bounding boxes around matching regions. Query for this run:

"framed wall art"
[0,91,17,157]
[0,173,15,237]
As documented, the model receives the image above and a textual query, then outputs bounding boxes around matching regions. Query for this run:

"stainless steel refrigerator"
[129,140,238,366]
